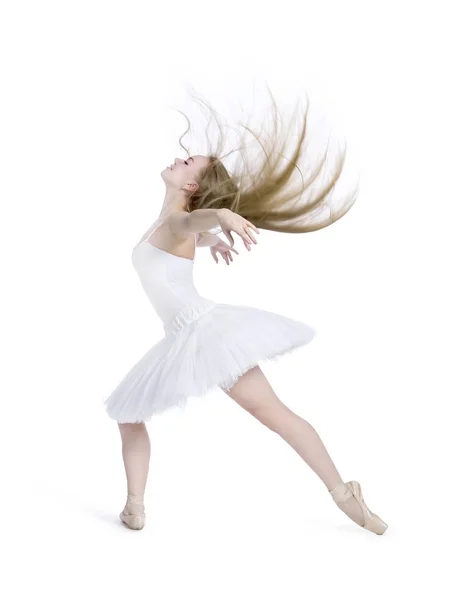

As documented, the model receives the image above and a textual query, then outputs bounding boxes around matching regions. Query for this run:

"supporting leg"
[117,422,150,510]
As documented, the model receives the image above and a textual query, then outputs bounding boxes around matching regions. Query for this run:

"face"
[160,155,211,193]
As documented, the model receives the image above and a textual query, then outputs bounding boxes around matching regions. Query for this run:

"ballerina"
[104,89,388,535]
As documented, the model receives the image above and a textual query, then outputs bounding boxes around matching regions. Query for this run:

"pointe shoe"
[329,480,388,535]
[119,499,146,530]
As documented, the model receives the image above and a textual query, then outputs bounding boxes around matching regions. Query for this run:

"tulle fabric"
[104,299,316,424]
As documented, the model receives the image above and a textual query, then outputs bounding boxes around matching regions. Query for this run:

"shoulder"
[165,211,192,240]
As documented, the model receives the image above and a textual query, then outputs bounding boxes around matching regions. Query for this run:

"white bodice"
[131,221,215,334]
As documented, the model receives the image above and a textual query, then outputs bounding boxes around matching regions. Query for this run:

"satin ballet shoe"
[119,498,146,530]
[329,480,388,535]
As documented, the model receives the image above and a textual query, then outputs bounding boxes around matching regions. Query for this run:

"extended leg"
[221,366,364,526]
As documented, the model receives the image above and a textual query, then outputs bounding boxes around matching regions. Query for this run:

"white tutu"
[104,298,315,423]
[103,226,316,423]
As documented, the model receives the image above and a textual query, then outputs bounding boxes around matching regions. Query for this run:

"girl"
[103,90,387,535]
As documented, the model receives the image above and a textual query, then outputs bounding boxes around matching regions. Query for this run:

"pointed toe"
[330,480,388,535]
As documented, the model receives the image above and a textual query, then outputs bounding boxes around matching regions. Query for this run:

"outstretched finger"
[245,221,260,237]
[223,230,235,247]
[241,237,252,252]
[243,224,258,245]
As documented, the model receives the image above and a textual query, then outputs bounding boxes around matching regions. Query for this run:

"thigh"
[220,365,293,428]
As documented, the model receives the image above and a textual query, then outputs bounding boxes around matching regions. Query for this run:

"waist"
[164,298,217,336]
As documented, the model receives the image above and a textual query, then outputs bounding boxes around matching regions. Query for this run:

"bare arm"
[169,207,259,249]
[168,208,226,236]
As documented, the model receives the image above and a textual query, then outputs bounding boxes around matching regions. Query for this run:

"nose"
[174,157,183,165]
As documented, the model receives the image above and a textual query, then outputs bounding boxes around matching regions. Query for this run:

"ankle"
[126,493,144,505]
[327,478,344,493]
[329,481,354,504]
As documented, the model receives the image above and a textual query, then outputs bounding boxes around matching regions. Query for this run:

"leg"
[221,366,364,526]
[118,422,151,505]
[221,365,342,490]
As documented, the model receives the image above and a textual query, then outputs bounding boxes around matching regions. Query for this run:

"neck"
[159,189,190,218]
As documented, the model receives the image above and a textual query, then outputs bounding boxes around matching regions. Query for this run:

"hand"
[210,239,239,265]
[217,208,260,251]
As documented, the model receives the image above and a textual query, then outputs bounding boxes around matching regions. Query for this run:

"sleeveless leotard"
[131,221,216,334]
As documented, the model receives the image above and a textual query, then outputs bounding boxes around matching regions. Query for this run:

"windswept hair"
[173,84,359,233]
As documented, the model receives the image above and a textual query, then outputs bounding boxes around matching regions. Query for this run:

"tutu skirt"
[103,299,316,423]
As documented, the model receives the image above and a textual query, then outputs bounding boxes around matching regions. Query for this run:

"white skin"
[118,156,365,528]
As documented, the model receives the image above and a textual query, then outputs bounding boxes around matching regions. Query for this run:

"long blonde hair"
[174,86,359,233]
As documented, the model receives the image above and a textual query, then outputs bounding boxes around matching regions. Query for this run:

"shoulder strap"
[137,218,163,245]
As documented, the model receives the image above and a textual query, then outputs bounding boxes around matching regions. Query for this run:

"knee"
[250,404,292,434]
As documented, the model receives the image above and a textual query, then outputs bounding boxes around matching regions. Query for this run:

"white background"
[1,0,472,598]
